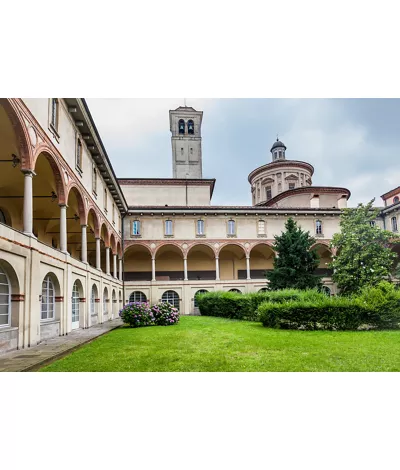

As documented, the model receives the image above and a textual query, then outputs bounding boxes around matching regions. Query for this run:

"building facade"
[1,100,399,353]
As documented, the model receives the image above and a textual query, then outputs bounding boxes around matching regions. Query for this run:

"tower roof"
[270,138,287,152]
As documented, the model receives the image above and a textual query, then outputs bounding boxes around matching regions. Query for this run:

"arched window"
[316,220,323,235]
[321,286,331,296]
[0,265,11,327]
[178,119,185,134]
[197,219,205,235]
[103,287,109,315]
[394,196,399,204]
[188,120,194,135]
[266,186,272,201]
[162,290,180,310]
[41,275,55,320]
[129,291,147,303]
[392,216,398,232]
[194,289,208,307]
[258,288,268,292]
[71,281,80,329]
[165,219,173,236]
[229,288,242,294]
[0,209,6,225]
[91,284,98,316]
[274,151,278,160]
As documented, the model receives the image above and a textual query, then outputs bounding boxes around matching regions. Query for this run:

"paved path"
[0,318,122,372]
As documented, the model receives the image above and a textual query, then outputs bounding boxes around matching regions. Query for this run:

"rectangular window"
[113,205,115,225]
[266,186,272,201]
[51,98,58,129]
[104,188,108,212]
[132,220,141,235]
[369,220,376,227]
[92,167,97,195]
[165,220,173,236]
[289,183,295,190]
[316,220,323,235]
[76,139,82,171]
[258,220,266,235]
[392,217,398,232]
[197,219,205,235]
[228,219,236,235]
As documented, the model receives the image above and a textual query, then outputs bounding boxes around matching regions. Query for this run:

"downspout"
[121,212,126,305]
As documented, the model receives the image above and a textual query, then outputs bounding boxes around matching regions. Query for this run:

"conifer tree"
[267,217,321,290]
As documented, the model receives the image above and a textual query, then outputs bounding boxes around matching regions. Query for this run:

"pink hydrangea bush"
[152,302,180,326]
[119,301,179,328]
[119,301,155,328]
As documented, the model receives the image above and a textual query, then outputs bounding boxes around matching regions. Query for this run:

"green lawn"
[41,316,400,372]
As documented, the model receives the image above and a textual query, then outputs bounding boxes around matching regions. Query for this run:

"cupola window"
[178,119,185,134]
[266,186,272,201]
[188,120,194,135]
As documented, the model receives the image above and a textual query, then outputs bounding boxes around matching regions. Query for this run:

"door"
[71,281,80,330]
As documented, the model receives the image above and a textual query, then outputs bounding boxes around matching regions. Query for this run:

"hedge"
[196,289,327,321]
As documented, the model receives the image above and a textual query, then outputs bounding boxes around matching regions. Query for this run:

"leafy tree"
[330,199,399,295]
[266,217,321,290]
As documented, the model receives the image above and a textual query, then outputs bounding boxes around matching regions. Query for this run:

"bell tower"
[169,106,203,179]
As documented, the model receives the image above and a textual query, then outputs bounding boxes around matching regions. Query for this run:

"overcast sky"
[86,99,400,207]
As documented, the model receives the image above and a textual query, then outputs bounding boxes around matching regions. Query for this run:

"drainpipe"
[121,212,126,306]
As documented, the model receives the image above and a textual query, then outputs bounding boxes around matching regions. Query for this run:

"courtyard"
[41,316,400,372]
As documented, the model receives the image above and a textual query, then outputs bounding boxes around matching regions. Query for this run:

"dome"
[270,139,287,152]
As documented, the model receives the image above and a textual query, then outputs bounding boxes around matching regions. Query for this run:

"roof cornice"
[248,160,315,182]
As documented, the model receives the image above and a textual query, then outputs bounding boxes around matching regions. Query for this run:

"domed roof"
[271,138,287,152]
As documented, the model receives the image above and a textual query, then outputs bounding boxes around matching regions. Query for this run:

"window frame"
[129,291,147,303]
[0,266,11,328]
[257,219,267,237]
[164,219,173,237]
[132,220,141,237]
[391,216,398,232]
[91,285,98,316]
[76,138,83,175]
[104,188,108,213]
[41,275,55,321]
[196,219,205,237]
[266,186,272,201]
[103,288,109,316]
[227,219,236,237]
[315,219,323,236]
[92,166,97,196]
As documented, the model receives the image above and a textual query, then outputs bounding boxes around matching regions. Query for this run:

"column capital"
[21,169,36,176]
[58,203,68,208]
[81,224,87,228]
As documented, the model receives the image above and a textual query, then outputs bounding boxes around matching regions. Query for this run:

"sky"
[86,99,400,207]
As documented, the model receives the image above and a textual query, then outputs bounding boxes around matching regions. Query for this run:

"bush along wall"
[196,289,327,322]
[119,301,179,328]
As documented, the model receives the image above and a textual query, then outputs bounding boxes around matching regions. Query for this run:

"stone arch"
[312,243,334,275]
[154,242,185,258]
[40,271,62,333]
[124,243,153,281]
[0,259,22,346]
[110,233,117,255]
[248,242,276,279]
[100,222,110,247]
[87,207,100,238]
[117,241,122,258]
[33,146,67,204]
[66,183,87,225]
[0,98,33,170]
[124,242,152,256]
[217,241,247,258]
[187,243,216,281]
[218,243,247,281]
[155,244,184,281]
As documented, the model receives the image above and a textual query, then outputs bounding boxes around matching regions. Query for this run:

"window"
[229,289,242,294]
[91,285,98,316]
[181,147,184,156]
[103,288,109,316]
[178,119,185,134]
[104,188,108,212]
[274,151,278,160]
[165,219,173,236]
[258,288,268,292]
[258,219,266,235]
[266,186,272,201]
[71,281,80,325]
[113,205,115,225]
[190,147,193,155]
[41,275,55,320]
[321,286,331,296]
[394,196,399,204]
[50,98,59,130]
[162,290,180,310]
[92,167,97,195]
[129,291,147,303]
[0,266,11,327]
[194,290,208,308]
[188,120,194,135]
[278,151,282,158]
[288,183,296,190]
[369,220,376,227]
[316,220,323,235]
[392,216,398,232]
[228,219,236,235]
[76,139,82,171]
[132,220,141,236]
[197,219,205,235]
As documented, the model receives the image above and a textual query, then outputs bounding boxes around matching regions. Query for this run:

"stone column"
[59,204,68,253]
[246,255,251,280]
[215,256,220,281]
[184,257,188,281]
[105,247,111,275]
[113,254,117,279]
[81,225,87,263]
[22,170,34,236]
[119,258,123,281]
[96,238,101,270]
[152,257,156,281]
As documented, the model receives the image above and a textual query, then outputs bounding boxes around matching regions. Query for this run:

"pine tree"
[266,217,321,290]
[330,199,399,294]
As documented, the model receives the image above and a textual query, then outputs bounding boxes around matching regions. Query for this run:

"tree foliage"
[330,199,398,295]
[266,217,321,290]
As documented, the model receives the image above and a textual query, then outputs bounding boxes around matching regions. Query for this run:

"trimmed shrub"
[152,302,180,326]
[119,301,155,328]
[197,289,327,321]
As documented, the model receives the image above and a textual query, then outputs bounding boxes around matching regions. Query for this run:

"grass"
[41,316,400,372]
